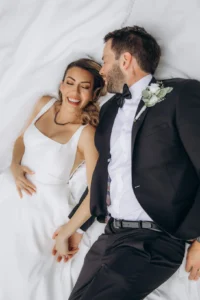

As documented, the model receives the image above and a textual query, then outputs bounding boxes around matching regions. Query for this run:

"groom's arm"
[175,79,200,237]
[175,79,200,280]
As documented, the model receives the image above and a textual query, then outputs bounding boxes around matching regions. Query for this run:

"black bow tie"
[116,84,132,108]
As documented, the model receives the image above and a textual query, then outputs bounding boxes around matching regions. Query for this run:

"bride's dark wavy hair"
[59,58,106,127]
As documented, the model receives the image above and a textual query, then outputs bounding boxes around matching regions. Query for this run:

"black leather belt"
[112,219,161,231]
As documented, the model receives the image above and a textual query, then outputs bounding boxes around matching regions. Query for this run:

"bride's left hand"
[52,226,82,262]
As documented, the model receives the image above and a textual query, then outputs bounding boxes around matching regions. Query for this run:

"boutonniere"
[134,82,173,122]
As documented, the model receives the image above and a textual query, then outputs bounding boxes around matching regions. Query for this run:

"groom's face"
[100,40,125,94]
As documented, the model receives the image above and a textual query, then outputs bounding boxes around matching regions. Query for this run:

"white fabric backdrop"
[1,0,200,171]
[0,0,134,171]
[0,0,200,298]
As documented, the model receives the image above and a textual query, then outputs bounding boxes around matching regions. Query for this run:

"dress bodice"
[22,98,86,185]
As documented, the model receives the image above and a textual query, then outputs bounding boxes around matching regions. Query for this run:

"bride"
[0,58,106,300]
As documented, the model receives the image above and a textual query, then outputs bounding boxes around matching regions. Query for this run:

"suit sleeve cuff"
[76,228,84,234]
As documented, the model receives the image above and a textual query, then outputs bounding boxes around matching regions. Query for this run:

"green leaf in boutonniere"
[134,82,173,122]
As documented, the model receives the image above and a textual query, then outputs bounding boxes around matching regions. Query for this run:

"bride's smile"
[59,66,95,113]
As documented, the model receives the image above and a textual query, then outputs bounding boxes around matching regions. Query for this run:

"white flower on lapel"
[148,83,160,94]
[134,81,173,121]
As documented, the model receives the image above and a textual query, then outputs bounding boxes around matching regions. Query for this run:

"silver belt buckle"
[114,219,121,228]
[142,221,152,229]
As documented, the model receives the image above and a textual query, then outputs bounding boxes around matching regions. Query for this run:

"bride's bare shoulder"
[34,95,53,115]
[20,96,54,136]
[78,125,96,150]
[81,125,96,139]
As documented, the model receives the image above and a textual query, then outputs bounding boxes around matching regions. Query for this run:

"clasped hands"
[52,225,83,263]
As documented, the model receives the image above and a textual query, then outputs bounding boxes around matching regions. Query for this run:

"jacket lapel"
[131,77,157,154]
[98,96,119,160]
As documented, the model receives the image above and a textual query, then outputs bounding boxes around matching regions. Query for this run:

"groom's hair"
[104,26,161,74]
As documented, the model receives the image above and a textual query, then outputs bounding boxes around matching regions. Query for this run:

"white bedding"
[0,0,200,170]
[0,0,200,298]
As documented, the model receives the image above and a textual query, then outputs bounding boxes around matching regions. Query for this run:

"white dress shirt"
[107,74,153,221]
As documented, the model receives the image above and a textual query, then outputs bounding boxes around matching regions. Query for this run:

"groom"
[64,26,200,299]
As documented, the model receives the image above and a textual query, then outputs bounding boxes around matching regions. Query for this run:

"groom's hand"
[67,232,83,260]
[185,241,200,280]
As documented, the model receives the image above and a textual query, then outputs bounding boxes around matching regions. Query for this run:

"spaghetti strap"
[69,124,88,147]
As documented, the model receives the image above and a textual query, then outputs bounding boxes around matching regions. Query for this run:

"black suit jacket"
[70,78,200,240]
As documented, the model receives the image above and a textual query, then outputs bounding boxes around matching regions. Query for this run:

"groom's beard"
[106,63,125,94]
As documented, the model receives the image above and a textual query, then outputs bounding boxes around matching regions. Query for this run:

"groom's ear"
[120,52,132,70]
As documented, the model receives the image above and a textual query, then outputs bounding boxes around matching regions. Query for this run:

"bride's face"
[59,67,95,112]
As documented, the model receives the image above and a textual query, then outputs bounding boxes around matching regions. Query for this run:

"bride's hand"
[10,163,36,198]
[52,226,83,262]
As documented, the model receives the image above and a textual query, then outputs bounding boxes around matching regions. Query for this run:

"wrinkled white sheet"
[0,0,134,170]
[1,0,200,171]
[0,0,200,298]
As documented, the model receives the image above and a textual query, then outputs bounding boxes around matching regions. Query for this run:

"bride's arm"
[68,187,95,232]
[54,125,98,241]
[67,125,98,233]
[10,96,52,197]
[66,101,111,231]
[11,136,25,167]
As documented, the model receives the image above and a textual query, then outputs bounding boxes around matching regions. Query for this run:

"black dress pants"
[69,219,185,300]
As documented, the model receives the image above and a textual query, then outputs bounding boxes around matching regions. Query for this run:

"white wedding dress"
[0,98,105,300]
